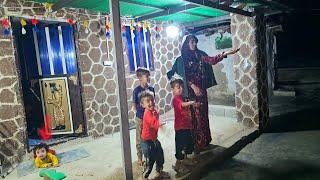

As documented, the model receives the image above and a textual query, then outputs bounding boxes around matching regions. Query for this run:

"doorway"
[11,17,86,150]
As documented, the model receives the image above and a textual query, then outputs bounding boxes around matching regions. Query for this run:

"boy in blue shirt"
[132,68,155,166]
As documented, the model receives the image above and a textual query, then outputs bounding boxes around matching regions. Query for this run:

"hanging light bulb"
[166,24,179,38]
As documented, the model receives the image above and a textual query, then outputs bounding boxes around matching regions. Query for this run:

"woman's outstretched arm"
[201,53,225,65]
[201,48,240,65]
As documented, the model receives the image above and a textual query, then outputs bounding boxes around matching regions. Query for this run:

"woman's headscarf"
[181,34,199,62]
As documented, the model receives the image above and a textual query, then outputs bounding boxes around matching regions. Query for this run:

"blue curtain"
[138,29,146,68]
[145,28,154,71]
[125,26,136,72]
[62,25,77,74]
[49,24,64,75]
[36,23,77,76]
[37,25,51,76]
[19,23,39,78]
[125,26,154,72]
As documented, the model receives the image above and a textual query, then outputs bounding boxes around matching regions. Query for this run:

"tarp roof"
[31,0,289,24]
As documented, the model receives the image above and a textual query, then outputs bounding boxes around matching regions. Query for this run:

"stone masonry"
[231,14,269,128]
[0,0,269,175]
[0,0,180,172]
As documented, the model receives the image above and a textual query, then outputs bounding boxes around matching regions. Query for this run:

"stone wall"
[0,0,179,172]
[79,18,180,137]
[231,14,269,128]
[0,0,28,173]
[76,13,121,137]
[0,0,269,174]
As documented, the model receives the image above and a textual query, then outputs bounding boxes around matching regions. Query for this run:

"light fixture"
[166,25,179,38]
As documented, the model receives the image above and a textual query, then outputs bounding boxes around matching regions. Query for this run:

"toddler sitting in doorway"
[34,143,59,168]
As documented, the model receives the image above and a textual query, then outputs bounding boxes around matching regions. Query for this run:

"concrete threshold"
[185,130,260,180]
[209,105,236,118]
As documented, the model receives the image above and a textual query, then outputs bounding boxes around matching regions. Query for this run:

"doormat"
[17,147,90,177]
[28,137,77,150]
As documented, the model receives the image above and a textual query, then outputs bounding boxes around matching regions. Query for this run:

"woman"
[167,35,239,151]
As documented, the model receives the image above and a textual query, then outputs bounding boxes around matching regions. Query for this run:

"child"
[132,68,155,166]
[140,91,170,179]
[34,143,59,168]
[170,78,197,174]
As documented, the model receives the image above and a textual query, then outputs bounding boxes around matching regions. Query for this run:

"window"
[124,26,154,72]
[35,23,77,77]
[11,18,77,78]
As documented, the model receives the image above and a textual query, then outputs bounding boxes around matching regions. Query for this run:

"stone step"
[209,105,236,119]
[273,90,295,97]
[277,67,320,83]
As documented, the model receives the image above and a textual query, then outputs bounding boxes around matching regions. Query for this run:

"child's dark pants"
[141,139,164,178]
[175,129,194,160]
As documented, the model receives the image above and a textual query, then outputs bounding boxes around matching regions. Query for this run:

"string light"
[1,17,10,37]
[83,20,89,33]
[20,18,27,35]
[105,17,112,39]
[31,17,39,32]
[0,9,157,38]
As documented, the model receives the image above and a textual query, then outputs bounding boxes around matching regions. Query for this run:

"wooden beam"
[183,0,253,17]
[121,0,162,9]
[52,0,74,12]
[186,12,217,18]
[135,4,198,22]
[183,15,230,28]
[219,0,234,7]
[253,0,292,12]
[109,0,133,179]
[123,0,213,20]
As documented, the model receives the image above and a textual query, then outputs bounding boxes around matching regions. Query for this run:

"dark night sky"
[276,11,320,67]
[275,0,320,67]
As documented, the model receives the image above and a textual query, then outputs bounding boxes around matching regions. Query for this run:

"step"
[209,105,236,119]
[273,90,295,97]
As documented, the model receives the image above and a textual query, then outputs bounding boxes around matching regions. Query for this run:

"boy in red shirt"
[171,78,197,174]
[140,91,170,179]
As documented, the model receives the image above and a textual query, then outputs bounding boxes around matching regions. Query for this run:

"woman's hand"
[188,101,195,106]
[222,48,240,57]
[193,102,201,108]
[191,83,202,97]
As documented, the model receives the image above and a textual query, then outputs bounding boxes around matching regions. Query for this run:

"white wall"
[197,32,236,94]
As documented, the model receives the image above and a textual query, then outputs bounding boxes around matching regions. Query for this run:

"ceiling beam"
[253,0,292,12]
[183,15,231,28]
[186,12,216,18]
[183,0,253,17]
[52,0,74,12]
[219,0,234,7]
[135,4,199,22]
[120,0,162,9]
